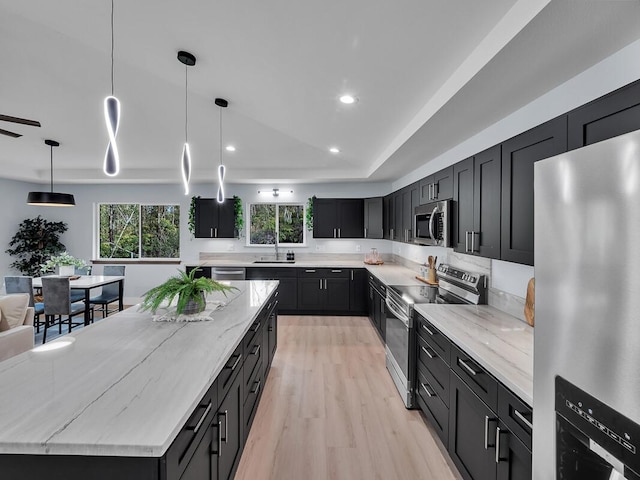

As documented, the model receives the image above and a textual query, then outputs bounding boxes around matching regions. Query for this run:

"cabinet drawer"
[243,360,264,430]
[417,335,450,406]
[451,345,498,411]
[243,330,263,390]
[416,314,451,365]
[165,379,217,480]
[416,366,449,446]
[298,268,349,278]
[218,342,243,402]
[243,314,264,353]
[498,384,533,450]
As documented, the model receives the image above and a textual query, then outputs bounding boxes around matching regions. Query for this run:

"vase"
[58,265,75,276]
[180,292,206,315]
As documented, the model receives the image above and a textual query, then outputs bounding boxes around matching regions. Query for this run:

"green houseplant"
[6,216,68,276]
[233,195,243,238]
[40,251,87,275]
[306,196,315,231]
[140,268,236,315]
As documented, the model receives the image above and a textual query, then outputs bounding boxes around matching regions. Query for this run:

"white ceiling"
[1,0,640,186]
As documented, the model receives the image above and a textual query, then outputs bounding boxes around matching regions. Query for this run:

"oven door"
[384,293,414,408]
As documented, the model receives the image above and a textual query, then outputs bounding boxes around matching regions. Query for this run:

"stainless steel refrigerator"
[534,129,640,479]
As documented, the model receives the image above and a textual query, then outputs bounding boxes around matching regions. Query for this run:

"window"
[98,204,180,259]
[249,203,305,246]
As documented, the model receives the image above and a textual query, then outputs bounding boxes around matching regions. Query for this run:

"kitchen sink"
[253,259,295,264]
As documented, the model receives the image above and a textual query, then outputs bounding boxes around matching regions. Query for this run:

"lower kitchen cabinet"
[245,268,296,312]
[297,268,350,313]
[218,372,243,480]
[349,269,367,314]
[179,421,219,480]
[495,421,532,480]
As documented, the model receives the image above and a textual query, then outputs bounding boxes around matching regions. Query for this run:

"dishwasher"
[211,267,246,280]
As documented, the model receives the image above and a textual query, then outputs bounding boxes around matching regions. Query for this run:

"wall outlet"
[355,244,361,252]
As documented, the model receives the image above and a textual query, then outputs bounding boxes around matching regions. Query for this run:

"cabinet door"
[384,194,394,240]
[376,291,386,341]
[568,80,640,150]
[313,199,338,238]
[495,422,532,480]
[337,199,364,238]
[393,190,403,241]
[408,183,420,243]
[367,282,376,325]
[218,373,243,480]
[277,277,297,311]
[216,199,236,238]
[325,277,350,311]
[501,116,567,265]
[453,157,474,254]
[363,197,383,239]
[349,269,367,314]
[179,422,218,480]
[473,145,501,259]
[449,372,497,480]
[433,166,454,200]
[268,310,277,367]
[297,277,323,310]
[418,175,434,205]
[195,198,217,238]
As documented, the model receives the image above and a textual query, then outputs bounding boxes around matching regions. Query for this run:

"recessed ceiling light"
[329,147,340,154]
[339,95,357,105]
[225,145,236,152]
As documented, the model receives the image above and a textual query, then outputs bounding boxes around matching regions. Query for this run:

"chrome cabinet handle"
[465,231,470,252]
[495,426,508,463]
[324,279,327,289]
[471,231,477,253]
[484,416,497,449]
[192,401,212,434]
[338,228,341,238]
[252,344,260,356]
[216,419,222,456]
[214,227,218,238]
[433,182,438,199]
[421,323,435,336]
[306,269,316,273]
[210,227,213,237]
[459,358,480,376]
[251,321,261,332]
[228,354,242,371]
[421,382,435,397]
[351,270,354,281]
[421,345,435,359]
[331,269,343,273]
[514,409,533,430]
[252,379,262,395]
[319,279,323,290]
[390,228,394,239]
[219,410,228,443]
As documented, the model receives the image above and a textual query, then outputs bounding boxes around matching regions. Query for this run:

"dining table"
[32,275,125,326]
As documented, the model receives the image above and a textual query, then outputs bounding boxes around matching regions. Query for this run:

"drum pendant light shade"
[27,140,75,207]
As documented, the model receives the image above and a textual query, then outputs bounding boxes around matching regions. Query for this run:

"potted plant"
[41,251,87,276]
[140,268,236,315]
[6,216,68,276]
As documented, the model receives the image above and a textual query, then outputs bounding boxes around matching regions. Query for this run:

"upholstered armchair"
[0,293,35,362]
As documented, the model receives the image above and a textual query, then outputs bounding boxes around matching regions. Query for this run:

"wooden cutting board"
[524,278,535,327]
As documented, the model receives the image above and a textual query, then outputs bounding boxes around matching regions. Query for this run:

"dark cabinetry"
[501,116,567,265]
[390,182,419,243]
[568,79,640,150]
[313,198,364,238]
[452,145,501,259]
[245,268,297,312]
[383,195,393,240]
[218,372,243,480]
[419,166,453,204]
[349,269,367,314]
[297,268,350,312]
[363,197,384,239]
[194,198,236,239]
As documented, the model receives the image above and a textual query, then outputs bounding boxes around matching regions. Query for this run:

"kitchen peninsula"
[0,280,278,480]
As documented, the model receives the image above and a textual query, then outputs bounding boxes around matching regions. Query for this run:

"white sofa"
[0,294,35,362]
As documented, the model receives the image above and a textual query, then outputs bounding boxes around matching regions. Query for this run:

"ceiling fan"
[0,114,41,138]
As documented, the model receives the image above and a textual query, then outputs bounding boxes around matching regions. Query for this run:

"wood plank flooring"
[235,315,461,480]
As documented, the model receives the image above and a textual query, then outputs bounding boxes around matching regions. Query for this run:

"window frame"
[246,202,307,247]
[95,202,181,261]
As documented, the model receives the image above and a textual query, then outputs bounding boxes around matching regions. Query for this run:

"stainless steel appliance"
[534,129,640,479]
[211,267,246,280]
[413,200,451,247]
[385,263,486,408]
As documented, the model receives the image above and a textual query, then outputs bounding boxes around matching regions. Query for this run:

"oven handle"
[428,205,438,240]
[385,297,410,329]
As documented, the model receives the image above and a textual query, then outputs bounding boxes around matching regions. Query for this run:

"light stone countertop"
[0,280,278,457]
[414,304,533,406]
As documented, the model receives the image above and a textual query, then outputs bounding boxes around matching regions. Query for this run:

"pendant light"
[178,51,196,195]
[103,0,121,177]
[27,140,75,207]
[215,98,228,203]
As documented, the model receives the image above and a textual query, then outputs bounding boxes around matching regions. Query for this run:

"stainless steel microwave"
[413,200,451,247]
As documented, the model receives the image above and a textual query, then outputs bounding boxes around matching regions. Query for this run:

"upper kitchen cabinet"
[363,197,384,239]
[194,198,236,238]
[501,116,567,265]
[393,183,419,244]
[568,79,640,150]
[419,166,454,204]
[313,198,364,238]
[452,146,501,259]
[383,194,394,240]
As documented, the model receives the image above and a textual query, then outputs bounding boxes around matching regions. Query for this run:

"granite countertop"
[414,304,533,407]
[0,280,277,457]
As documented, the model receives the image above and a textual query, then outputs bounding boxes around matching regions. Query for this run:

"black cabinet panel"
[501,116,567,265]
[383,195,394,240]
[473,145,501,259]
[313,199,338,238]
[453,157,474,253]
[420,166,454,204]
[313,198,364,238]
[325,277,350,311]
[218,373,242,480]
[568,79,640,150]
[179,421,218,480]
[349,269,367,314]
[416,365,449,446]
[451,345,498,412]
[298,277,324,310]
[194,198,236,238]
[497,385,532,451]
[496,422,532,480]
[364,197,384,239]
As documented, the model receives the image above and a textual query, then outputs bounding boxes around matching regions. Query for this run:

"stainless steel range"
[385,263,487,408]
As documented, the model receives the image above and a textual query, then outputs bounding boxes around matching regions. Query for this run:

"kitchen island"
[0,280,278,480]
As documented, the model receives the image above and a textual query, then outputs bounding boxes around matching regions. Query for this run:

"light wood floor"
[235,315,461,480]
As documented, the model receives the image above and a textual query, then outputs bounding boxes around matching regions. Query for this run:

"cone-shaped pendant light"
[215,98,228,203]
[27,140,75,206]
[178,51,196,195]
[104,0,120,176]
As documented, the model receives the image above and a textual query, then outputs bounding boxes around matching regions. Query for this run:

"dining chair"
[70,265,93,303]
[41,276,93,344]
[89,265,125,318]
[4,276,45,333]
